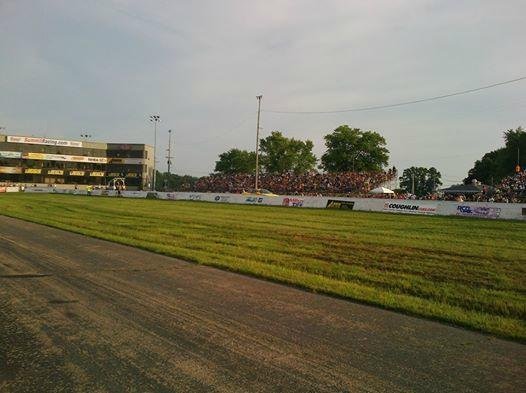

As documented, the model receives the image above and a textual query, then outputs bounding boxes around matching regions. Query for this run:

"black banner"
[326,200,354,210]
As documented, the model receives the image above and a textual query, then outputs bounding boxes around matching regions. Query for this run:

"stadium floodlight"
[149,115,161,191]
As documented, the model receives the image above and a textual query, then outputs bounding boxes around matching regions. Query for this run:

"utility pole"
[149,115,160,191]
[411,171,415,195]
[255,95,263,190]
[517,145,521,172]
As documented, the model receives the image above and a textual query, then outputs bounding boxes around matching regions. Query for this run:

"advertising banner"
[109,158,145,165]
[47,169,64,175]
[213,195,231,203]
[326,200,355,210]
[456,205,501,219]
[23,152,107,164]
[282,197,304,207]
[0,166,23,174]
[383,202,437,215]
[25,168,42,174]
[7,135,83,148]
[90,171,105,177]
[69,170,85,176]
[245,196,265,204]
[0,151,22,159]
[125,173,138,178]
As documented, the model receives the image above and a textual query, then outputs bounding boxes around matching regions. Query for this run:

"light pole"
[255,95,262,190]
[411,170,415,195]
[149,115,160,191]
[165,129,174,191]
[167,129,173,175]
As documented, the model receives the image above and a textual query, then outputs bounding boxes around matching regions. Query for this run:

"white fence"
[18,188,526,220]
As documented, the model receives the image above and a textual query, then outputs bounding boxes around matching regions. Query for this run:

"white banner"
[382,201,437,215]
[23,152,108,164]
[7,135,83,148]
[0,151,22,159]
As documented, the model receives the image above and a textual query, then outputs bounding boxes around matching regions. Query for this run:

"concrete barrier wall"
[159,192,526,220]
[16,188,526,220]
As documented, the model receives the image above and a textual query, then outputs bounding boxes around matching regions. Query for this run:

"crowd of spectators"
[191,168,526,203]
[496,169,526,201]
[400,170,526,203]
[193,168,397,196]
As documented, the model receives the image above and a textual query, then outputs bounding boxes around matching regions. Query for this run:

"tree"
[259,131,317,174]
[399,167,442,196]
[464,127,525,185]
[214,148,256,174]
[156,172,198,191]
[320,125,389,172]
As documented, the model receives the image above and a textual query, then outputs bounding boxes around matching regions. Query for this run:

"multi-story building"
[0,134,154,190]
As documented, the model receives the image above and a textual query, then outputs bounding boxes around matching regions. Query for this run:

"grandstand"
[0,134,154,190]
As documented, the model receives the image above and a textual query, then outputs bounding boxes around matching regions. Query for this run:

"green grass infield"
[1,193,525,341]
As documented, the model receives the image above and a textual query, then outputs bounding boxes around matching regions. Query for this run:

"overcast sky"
[1,0,525,185]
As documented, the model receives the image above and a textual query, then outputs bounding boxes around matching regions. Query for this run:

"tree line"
[215,125,390,174]
[464,127,525,185]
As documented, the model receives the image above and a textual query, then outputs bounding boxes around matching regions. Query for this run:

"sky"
[1,0,525,185]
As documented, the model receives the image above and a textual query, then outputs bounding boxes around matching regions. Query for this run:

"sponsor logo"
[47,169,64,175]
[214,195,231,202]
[69,170,85,176]
[25,168,42,174]
[245,197,264,203]
[166,193,177,200]
[189,194,201,200]
[326,200,355,210]
[383,202,436,215]
[282,197,304,207]
[8,135,83,148]
[456,205,501,219]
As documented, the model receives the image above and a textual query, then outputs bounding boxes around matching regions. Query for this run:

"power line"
[264,76,526,114]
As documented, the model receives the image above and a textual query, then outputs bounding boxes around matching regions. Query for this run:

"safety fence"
[18,188,526,220]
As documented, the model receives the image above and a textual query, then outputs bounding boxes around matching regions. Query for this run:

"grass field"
[1,193,525,341]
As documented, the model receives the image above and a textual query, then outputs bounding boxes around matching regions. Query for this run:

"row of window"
[0,143,148,158]
[0,159,146,172]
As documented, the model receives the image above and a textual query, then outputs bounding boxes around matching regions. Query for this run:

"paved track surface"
[0,216,524,392]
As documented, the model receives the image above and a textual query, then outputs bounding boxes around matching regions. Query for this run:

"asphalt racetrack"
[0,216,524,392]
